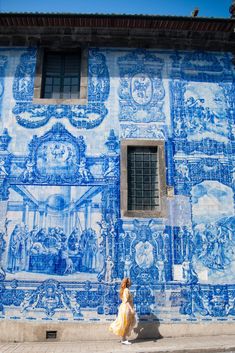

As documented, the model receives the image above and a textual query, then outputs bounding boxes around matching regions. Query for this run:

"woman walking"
[109,278,137,345]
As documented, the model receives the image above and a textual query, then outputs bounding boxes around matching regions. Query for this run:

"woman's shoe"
[121,340,132,345]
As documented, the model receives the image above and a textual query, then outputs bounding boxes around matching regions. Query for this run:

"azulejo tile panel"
[0,47,234,322]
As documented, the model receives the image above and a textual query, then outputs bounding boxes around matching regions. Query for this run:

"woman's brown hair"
[119,277,130,299]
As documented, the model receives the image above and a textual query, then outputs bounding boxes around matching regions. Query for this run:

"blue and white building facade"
[0,18,234,327]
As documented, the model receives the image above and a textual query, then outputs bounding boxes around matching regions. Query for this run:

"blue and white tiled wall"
[0,47,234,322]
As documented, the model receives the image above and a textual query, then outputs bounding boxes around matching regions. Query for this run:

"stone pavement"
[0,335,235,353]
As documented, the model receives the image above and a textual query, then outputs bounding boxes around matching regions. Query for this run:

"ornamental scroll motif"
[118,49,165,123]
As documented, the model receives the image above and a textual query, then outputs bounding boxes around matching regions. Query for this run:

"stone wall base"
[0,321,234,342]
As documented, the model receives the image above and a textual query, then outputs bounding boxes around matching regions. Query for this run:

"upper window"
[41,51,81,99]
[121,140,166,218]
[33,48,88,105]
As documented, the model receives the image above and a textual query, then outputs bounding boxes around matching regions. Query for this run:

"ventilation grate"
[46,330,57,339]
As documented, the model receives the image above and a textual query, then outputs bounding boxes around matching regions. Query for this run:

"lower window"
[121,140,166,218]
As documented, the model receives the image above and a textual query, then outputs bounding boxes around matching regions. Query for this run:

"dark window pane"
[143,161,150,168]
[144,191,151,197]
[45,77,53,85]
[53,85,60,93]
[44,92,52,98]
[151,154,158,161]
[143,176,151,183]
[71,86,79,93]
[53,78,60,85]
[72,77,79,84]
[136,198,143,206]
[136,176,143,183]
[151,175,158,182]
[135,161,142,168]
[64,78,71,85]
[42,51,81,99]
[143,205,152,210]
[63,86,71,93]
[52,92,60,99]
[135,154,143,161]
[136,169,143,175]
[136,190,143,197]
[143,169,150,175]
[45,86,52,93]
[71,92,79,99]
[136,185,143,191]
[143,154,150,162]
[143,184,151,190]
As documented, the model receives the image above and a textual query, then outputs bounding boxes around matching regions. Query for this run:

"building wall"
[0,47,234,325]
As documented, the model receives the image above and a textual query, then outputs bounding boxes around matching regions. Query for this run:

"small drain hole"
[46,330,57,339]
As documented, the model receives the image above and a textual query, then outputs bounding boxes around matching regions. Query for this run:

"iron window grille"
[121,140,166,218]
[127,146,159,211]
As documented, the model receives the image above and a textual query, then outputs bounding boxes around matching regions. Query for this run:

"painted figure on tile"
[104,158,118,177]
[134,223,154,270]
[22,159,35,182]
[30,226,39,243]
[156,256,166,282]
[7,224,25,273]
[124,255,132,278]
[20,291,34,313]
[69,291,83,318]
[176,162,190,181]
[182,82,229,141]
[227,291,235,315]
[23,225,32,271]
[81,228,98,272]
[194,220,234,271]
[209,287,228,317]
[59,243,74,275]
[0,159,8,176]
[0,231,6,279]
[41,284,60,316]
[78,158,92,182]
[135,240,154,269]
[132,73,151,104]
[105,255,114,282]
[182,256,198,284]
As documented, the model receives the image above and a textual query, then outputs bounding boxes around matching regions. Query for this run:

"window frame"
[121,140,167,218]
[33,47,88,105]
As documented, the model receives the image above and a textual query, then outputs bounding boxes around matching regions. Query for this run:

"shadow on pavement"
[131,313,163,343]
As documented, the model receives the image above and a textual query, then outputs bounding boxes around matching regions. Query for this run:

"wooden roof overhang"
[0,13,234,51]
[0,12,234,32]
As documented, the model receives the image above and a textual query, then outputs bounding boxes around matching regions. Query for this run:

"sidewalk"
[0,335,235,353]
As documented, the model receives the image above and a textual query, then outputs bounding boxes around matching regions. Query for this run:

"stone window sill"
[32,98,88,105]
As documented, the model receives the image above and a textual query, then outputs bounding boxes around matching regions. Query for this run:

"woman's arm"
[123,288,135,313]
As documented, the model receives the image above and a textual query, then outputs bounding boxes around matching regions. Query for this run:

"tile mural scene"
[0,47,234,322]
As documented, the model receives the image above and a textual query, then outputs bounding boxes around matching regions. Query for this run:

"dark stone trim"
[0,27,234,52]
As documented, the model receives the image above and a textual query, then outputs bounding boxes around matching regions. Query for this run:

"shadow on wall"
[133,314,163,341]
